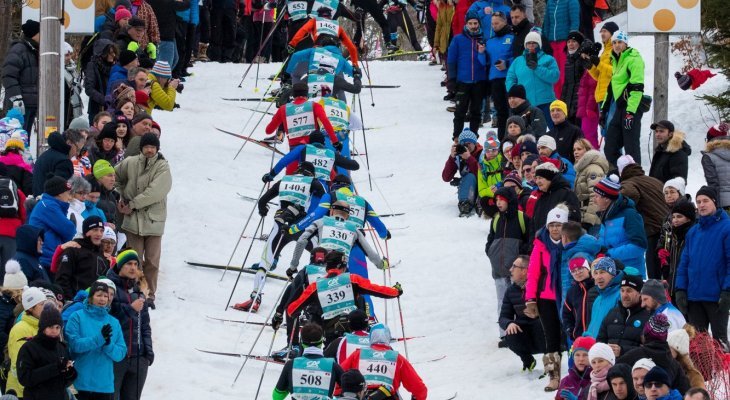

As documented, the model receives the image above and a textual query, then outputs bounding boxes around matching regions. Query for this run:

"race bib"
[285,102,316,139]
[316,272,357,319]
[279,175,313,207]
[310,0,340,17]
[310,48,340,74]
[344,333,370,359]
[359,348,398,389]
[305,264,327,283]
[335,191,366,228]
[319,216,358,257]
[292,357,335,399]
[307,73,335,98]
[287,0,308,20]
[315,18,339,38]
[322,97,349,131]
[305,144,336,181]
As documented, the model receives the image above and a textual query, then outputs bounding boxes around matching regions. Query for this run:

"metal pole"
[38,0,63,156]
[225,217,265,310]
[652,33,669,122]
[355,95,373,191]
[220,183,268,281]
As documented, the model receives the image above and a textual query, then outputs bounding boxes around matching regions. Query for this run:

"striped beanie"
[458,128,478,145]
[151,60,172,78]
[114,249,139,273]
[593,174,620,199]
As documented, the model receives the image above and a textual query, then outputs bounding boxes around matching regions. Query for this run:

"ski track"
[144,15,727,398]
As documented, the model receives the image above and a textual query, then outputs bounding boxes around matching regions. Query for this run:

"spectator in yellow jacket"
[6,287,47,398]
[585,21,618,105]
[146,61,178,113]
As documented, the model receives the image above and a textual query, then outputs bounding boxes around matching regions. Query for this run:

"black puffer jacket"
[548,120,584,163]
[54,238,109,301]
[31,132,73,197]
[561,50,587,120]
[649,131,691,183]
[597,302,650,356]
[16,332,76,400]
[530,174,581,240]
[510,100,548,138]
[2,38,39,109]
[499,282,543,332]
[84,39,115,118]
[107,269,154,362]
[617,339,690,395]
[0,290,19,354]
[147,0,191,40]
[486,187,530,279]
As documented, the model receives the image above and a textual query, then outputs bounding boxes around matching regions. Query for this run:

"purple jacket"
[556,366,592,400]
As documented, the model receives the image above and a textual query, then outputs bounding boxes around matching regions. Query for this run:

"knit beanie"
[3,260,28,289]
[641,279,668,305]
[569,257,590,272]
[644,313,670,342]
[89,281,110,298]
[536,135,557,151]
[44,175,72,197]
[132,112,153,126]
[38,303,62,332]
[524,31,542,47]
[572,336,596,354]
[115,6,132,22]
[151,60,172,79]
[458,128,478,145]
[309,130,325,144]
[69,116,90,132]
[83,216,105,236]
[484,133,500,150]
[506,115,526,132]
[601,21,620,35]
[593,175,620,200]
[612,30,629,45]
[115,249,140,273]
[621,273,643,292]
[502,171,523,188]
[139,132,160,150]
[534,161,559,181]
[102,226,117,242]
[549,100,568,116]
[706,122,728,141]
[671,200,696,222]
[21,20,40,38]
[502,140,514,154]
[98,123,118,143]
[567,30,585,44]
[663,177,686,196]
[128,16,145,28]
[667,329,690,356]
[293,82,309,97]
[617,154,635,175]
[22,286,46,310]
[643,366,671,388]
[520,140,538,157]
[696,185,718,204]
[96,278,117,294]
[340,369,366,393]
[546,204,569,227]
[593,257,618,276]
[369,323,392,345]
[632,358,656,372]
[507,84,527,100]
[118,49,137,66]
[93,160,116,180]
[4,132,25,151]
[348,309,369,331]
[588,342,616,366]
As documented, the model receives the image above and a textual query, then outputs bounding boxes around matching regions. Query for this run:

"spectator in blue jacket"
[174,0,199,79]
[28,176,76,273]
[559,221,601,302]
[584,257,625,338]
[485,12,514,140]
[467,0,511,40]
[542,0,579,99]
[447,11,488,140]
[12,225,49,283]
[593,175,648,277]
[675,186,730,348]
[506,31,559,128]
[105,50,138,95]
[65,281,126,399]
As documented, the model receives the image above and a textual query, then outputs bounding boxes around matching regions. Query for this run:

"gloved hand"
[379,258,389,270]
[288,225,301,235]
[271,312,284,330]
[262,171,275,182]
[258,204,269,217]
[657,248,670,267]
[334,141,343,152]
[392,282,403,296]
[352,66,362,80]
[599,111,607,128]
[287,44,296,54]
[590,55,600,67]
[623,112,635,130]
[146,42,157,59]
[450,177,461,187]
[525,52,538,70]
[718,291,730,314]
[286,266,297,280]
[145,348,155,366]
[675,290,688,315]
[560,389,579,400]
[10,96,25,115]
[524,301,539,318]
[127,41,141,52]
[385,230,392,240]
[101,323,112,345]
[369,385,393,400]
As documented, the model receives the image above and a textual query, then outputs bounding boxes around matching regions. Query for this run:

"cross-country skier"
[288,8,360,67]
[323,309,371,364]
[340,323,428,399]
[287,251,401,343]
[380,0,423,52]
[233,161,327,312]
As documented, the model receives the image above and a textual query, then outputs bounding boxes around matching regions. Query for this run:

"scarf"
[588,367,610,400]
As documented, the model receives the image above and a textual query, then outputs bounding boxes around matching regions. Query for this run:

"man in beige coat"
[115,133,172,308]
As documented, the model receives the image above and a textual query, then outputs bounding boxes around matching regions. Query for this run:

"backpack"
[492,210,526,235]
[0,178,19,218]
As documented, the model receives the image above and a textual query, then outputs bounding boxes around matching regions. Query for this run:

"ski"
[241,235,269,241]
[378,212,405,218]
[444,392,457,400]
[221,97,277,102]
[236,192,277,206]
[185,261,290,282]
[370,50,430,61]
[412,355,447,364]
[238,106,275,115]
[213,126,285,155]
[206,315,281,327]
[196,348,286,365]
[362,84,401,89]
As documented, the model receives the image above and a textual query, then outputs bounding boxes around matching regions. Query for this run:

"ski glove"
[9,96,25,115]
[393,282,403,296]
[262,171,275,182]
[334,141,343,152]
[379,258,389,270]
[525,52,538,70]
[369,386,393,400]
[271,312,284,330]
[352,67,362,80]
[524,301,539,318]
[675,290,688,315]
[450,177,461,187]
[287,44,296,54]
[101,323,113,345]
[259,203,269,217]
[719,291,730,314]
[286,266,297,279]
[657,248,670,267]
[560,389,578,400]
[385,230,392,240]
[146,42,157,59]
[623,112,634,130]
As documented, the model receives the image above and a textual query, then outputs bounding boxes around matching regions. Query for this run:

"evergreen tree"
[701,0,730,118]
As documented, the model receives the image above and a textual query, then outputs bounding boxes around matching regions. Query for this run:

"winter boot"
[542,352,561,391]
[386,42,400,54]
[458,201,473,217]
[198,43,210,62]
[271,344,301,360]
[522,355,536,372]
[233,292,262,312]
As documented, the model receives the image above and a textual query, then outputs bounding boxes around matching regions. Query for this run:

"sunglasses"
[510,263,525,269]
[486,148,499,153]
[522,167,533,173]
[643,382,664,389]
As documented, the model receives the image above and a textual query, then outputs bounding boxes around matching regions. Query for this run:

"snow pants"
[688,301,729,346]
[504,321,546,364]
[604,103,643,166]
[352,0,391,46]
[209,6,236,62]
[125,233,161,300]
[490,78,510,140]
[537,299,562,353]
[645,233,660,280]
[453,81,487,139]
[387,9,422,51]
[114,356,149,400]
[457,173,477,204]
[581,112,600,149]
[550,40,566,99]
[174,21,196,77]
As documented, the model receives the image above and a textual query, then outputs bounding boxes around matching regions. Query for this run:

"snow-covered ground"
[142,16,727,399]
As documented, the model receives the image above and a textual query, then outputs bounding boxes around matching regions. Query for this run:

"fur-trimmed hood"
[574,149,609,174]
[657,130,691,155]
[704,136,730,154]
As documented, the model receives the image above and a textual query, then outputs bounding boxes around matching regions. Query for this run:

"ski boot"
[522,356,536,372]
[271,345,301,361]
[386,42,400,55]
[233,292,262,312]
[458,201,473,217]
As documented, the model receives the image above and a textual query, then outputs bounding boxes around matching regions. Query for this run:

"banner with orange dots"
[628,0,701,34]
[22,0,95,34]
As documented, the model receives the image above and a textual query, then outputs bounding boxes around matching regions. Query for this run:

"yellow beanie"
[550,100,568,116]
[4,133,25,151]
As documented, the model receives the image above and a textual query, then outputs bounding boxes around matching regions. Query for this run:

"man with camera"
[442,129,483,217]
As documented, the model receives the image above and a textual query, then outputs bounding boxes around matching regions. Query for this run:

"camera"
[175,83,184,93]
[455,144,467,154]
[477,38,486,46]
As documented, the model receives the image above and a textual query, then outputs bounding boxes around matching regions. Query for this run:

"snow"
[141,15,728,399]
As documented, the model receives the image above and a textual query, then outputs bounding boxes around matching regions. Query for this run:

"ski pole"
[136,308,141,400]
[221,183,268,281]
[396,296,409,360]
[253,328,279,399]
[225,217,265,310]
[358,18,376,107]
[232,280,291,386]
[283,316,300,363]
[237,11,287,87]
[253,17,267,93]
[356,94,373,191]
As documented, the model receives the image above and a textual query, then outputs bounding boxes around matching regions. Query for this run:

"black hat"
[650,120,675,132]
[507,84,526,100]
[671,200,696,222]
[643,366,671,388]
[293,82,309,97]
[309,130,325,144]
[331,174,352,191]
[601,21,620,35]
[620,273,644,292]
[567,31,584,44]
[83,216,105,235]
[98,123,118,142]
[340,369,366,393]
[118,49,137,66]
[22,20,40,38]
[44,175,71,197]
[38,303,63,333]
[139,132,160,150]
[89,281,109,297]
[297,161,315,176]
[348,309,369,331]
[696,185,718,204]
[316,7,333,17]
[128,16,146,29]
